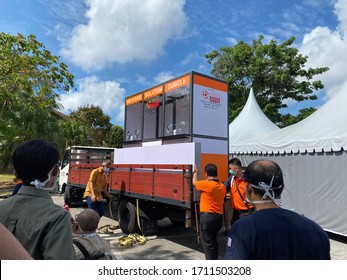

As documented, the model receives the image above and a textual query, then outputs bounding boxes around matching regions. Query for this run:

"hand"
[193,164,198,174]
[91,195,96,202]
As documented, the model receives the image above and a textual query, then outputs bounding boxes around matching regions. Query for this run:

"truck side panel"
[68,164,100,186]
[110,164,193,208]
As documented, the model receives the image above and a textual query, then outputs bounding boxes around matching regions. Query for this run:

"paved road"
[51,194,347,260]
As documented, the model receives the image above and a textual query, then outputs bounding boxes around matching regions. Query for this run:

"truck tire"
[64,185,72,207]
[118,200,139,234]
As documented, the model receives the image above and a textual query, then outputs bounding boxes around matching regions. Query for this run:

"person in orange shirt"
[193,163,226,260]
[226,158,253,226]
[83,160,114,217]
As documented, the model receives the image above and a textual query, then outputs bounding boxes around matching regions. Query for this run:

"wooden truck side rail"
[110,164,194,209]
[67,163,195,209]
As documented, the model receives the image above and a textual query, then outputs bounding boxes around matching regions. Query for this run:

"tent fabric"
[237,150,347,237]
[228,88,279,153]
[230,89,347,236]
[231,89,347,154]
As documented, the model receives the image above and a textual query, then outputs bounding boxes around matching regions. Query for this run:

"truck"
[60,71,229,235]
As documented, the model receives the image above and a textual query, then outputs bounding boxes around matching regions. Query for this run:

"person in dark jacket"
[225,159,330,260]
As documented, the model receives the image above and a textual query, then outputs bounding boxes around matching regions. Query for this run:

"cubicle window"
[143,94,163,140]
[125,100,143,142]
[164,84,190,136]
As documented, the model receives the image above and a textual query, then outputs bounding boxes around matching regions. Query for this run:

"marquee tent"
[228,88,279,153]
[230,88,347,236]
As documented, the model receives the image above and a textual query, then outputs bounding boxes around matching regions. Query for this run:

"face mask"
[30,164,58,191]
[229,169,235,176]
[245,176,282,207]
[103,167,110,173]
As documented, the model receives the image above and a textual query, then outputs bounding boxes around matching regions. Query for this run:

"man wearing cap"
[225,159,330,260]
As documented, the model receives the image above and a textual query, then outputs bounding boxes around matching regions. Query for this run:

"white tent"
[231,88,347,236]
[229,88,279,153]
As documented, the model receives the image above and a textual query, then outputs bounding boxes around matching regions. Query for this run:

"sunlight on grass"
[0,173,15,184]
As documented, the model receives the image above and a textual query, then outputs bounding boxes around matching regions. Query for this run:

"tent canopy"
[229,88,279,153]
[231,89,347,154]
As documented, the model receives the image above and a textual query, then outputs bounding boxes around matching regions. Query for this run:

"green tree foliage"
[108,125,124,148]
[59,119,92,147]
[280,107,316,128]
[0,33,75,168]
[205,36,329,126]
[69,105,112,146]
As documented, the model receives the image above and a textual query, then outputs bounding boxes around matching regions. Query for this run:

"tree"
[0,33,75,168]
[69,105,112,146]
[108,125,124,148]
[205,35,329,126]
[59,119,92,147]
[280,107,316,128]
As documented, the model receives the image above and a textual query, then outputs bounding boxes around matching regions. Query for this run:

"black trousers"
[200,212,223,260]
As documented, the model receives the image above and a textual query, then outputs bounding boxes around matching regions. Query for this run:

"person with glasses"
[83,160,114,217]
[225,159,330,260]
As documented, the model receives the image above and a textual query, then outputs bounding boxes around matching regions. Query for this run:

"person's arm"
[102,184,114,200]
[88,170,97,201]
[0,224,32,260]
[89,181,96,201]
[224,224,249,260]
[192,164,199,186]
[42,211,76,260]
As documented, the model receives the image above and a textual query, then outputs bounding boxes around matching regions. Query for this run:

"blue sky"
[1,0,346,125]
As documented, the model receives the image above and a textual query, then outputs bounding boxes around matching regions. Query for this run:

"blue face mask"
[229,169,235,176]
[103,167,110,173]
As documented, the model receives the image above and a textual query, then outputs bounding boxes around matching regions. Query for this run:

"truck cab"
[59,146,114,205]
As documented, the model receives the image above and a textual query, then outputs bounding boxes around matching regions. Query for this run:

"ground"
[0,173,16,198]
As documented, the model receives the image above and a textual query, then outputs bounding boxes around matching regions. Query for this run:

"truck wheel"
[59,183,66,195]
[118,200,139,234]
[64,185,72,207]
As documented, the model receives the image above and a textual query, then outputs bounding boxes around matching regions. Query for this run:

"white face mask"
[30,164,58,191]
[245,176,282,207]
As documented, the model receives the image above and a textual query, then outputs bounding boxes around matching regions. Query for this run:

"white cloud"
[299,0,347,99]
[59,76,126,125]
[154,71,175,84]
[61,0,187,71]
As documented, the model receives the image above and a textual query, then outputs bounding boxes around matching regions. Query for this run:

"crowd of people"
[0,139,112,260]
[0,138,331,260]
[192,158,330,260]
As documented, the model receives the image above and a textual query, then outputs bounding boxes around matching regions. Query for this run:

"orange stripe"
[126,93,143,106]
[144,85,163,100]
[193,74,228,92]
[201,153,229,183]
[164,75,190,92]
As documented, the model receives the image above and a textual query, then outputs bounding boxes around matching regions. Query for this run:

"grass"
[0,173,16,198]
[0,173,15,183]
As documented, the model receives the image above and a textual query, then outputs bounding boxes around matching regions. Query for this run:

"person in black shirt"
[225,159,330,260]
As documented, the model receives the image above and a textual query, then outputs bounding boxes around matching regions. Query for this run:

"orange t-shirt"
[230,177,253,211]
[195,180,226,214]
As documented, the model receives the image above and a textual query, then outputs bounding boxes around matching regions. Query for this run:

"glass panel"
[164,85,190,136]
[125,101,142,141]
[143,95,163,140]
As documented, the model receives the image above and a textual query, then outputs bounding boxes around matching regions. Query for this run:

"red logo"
[202,90,209,100]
